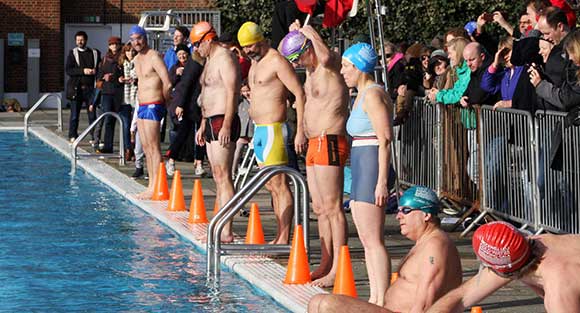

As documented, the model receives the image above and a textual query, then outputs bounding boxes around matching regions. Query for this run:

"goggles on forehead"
[286,40,311,63]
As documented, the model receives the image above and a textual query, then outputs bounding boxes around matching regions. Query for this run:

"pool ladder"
[207,166,310,287]
[70,112,125,168]
[24,93,63,137]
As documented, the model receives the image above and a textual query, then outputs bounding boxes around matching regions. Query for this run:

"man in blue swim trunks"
[131,25,172,199]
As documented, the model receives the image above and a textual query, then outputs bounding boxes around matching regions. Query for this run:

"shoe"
[194,165,206,176]
[125,149,134,162]
[98,143,105,150]
[69,137,76,144]
[166,159,175,176]
[131,167,144,178]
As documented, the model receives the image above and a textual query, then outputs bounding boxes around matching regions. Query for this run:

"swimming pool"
[0,131,287,312]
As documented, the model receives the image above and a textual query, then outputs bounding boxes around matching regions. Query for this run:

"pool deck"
[2,109,546,313]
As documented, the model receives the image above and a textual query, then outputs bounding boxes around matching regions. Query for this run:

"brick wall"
[1,0,212,93]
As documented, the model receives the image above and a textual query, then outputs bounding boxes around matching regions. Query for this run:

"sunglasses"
[385,52,393,58]
[192,30,213,48]
[421,55,430,61]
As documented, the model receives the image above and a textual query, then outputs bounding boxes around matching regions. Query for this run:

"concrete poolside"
[2,109,545,312]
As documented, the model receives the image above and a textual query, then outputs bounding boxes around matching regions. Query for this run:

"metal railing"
[207,166,310,286]
[24,93,62,137]
[71,112,125,168]
[234,143,257,192]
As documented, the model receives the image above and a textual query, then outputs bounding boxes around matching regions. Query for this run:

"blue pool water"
[0,132,286,312]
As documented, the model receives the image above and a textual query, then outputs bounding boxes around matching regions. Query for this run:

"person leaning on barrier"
[427,37,471,105]
[427,221,580,313]
[309,186,463,313]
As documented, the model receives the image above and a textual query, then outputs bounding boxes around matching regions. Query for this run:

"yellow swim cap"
[237,22,265,47]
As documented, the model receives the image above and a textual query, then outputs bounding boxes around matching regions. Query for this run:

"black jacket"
[65,47,100,100]
[97,53,122,96]
[464,56,498,105]
[171,58,203,122]
[386,58,406,101]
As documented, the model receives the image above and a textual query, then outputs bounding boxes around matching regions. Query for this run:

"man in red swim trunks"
[280,21,350,287]
[192,21,241,243]
[131,25,172,200]
[427,221,580,312]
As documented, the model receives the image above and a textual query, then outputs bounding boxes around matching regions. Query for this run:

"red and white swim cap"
[472,221,531,274]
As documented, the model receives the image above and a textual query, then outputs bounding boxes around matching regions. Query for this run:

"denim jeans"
[118,104,133,150]
[68,88,96,139]
[100,94,117,151]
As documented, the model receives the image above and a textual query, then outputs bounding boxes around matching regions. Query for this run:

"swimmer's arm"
[219,53,242,129]
[365,90,393,202]
[409,252,443,313]
[426,268,511,313]
[151,53,172,103]
[277,57,306,143]
[300,25,332,67]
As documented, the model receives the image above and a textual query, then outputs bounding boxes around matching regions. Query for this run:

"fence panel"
[479,106,537,226]
[397,97,440,192]
[535,111,580,233]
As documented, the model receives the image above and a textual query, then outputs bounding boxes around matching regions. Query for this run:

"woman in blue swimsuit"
[341,42,395,307]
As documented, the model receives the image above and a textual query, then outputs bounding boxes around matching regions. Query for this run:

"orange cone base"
[167,170,186,211]
[333,245,357,297]
[284,225,311,284]
[188,179,208,224]
[245,203,265,244]
[152,162,169,201]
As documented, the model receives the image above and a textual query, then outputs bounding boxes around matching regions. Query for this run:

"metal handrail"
[24,93,63,137]
[71,112,125,167]
[207,166,310,286]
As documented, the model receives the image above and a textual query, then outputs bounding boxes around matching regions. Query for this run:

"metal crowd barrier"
[535,110,579,233]
[397,97,441,193]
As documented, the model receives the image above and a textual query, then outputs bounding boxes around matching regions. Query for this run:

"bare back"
[304,54,349,138]
[200,45,241,117]
[248,48,294,124]
[134,48,170,104]
[385,230,463,312]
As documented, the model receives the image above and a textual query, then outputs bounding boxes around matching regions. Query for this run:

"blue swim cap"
[464,21,477,37]
[399,186,440,215]
[342,42,377,74]
[129,25,147,40]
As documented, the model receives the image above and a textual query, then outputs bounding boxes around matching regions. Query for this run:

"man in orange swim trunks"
[280,21,349,287]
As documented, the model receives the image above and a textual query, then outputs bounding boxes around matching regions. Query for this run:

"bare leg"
[136,119,161,199]
[308,165,347,287]
[265,173,293,245]
[308,294,392,313]
[206,140,236,243]
[232,138,249,176]
[351,200,390,307]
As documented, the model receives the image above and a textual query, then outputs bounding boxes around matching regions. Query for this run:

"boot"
[125,149,134,162]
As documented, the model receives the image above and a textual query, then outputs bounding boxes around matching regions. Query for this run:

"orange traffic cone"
[167,170,186,211]
[188,179,208,223]
[390,272,399,284]
[284,225,311,284]
[471,307,483,313]
[333,245,357,297]
[245,203,265,244]
[152,162,170,201]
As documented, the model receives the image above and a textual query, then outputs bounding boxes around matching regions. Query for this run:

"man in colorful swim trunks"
[309,186,463,312]
[192,21,241,243]
[279,21,349,287]
[427,221,580,313]
[238,21,306,244]
[130,25,172,200]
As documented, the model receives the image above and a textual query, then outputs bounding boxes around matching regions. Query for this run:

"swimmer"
[238,21,306,245]
[130,25,172,200]
[280,22,349,287]
[192,21,241,243]
[427,221,580,312]
[309,186,463,312]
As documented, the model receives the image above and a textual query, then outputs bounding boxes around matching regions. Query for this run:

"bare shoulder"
[148,49,163,61]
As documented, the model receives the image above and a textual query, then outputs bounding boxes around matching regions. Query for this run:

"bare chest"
[201,60,222,87]
[249,63,280,91]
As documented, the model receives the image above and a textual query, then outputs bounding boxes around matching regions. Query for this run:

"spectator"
[65,31,100,143]
[96,36,123,153]
[341,42,394,307]
[428,37,470,105]
[118,42,137,161]
[396,43,426,125]
[472,12,499,55]
[539,37,555,63]
[424,50,450,90]
[232,82,253,177]
[163,26,191,70]
[538,7,572,89]
[384,41,406,103]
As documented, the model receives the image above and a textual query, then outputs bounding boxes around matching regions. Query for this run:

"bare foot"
[136,189,153,200]
[310,273,336,288]
[310,265,331,281]
[197,233,234,244]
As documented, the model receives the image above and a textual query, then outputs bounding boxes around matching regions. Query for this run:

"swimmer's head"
[238,22,267,61]
[280,30,311,65]
[342,42,377,74]
[472,221,533,276]
[129,25,148,52]
[398,186,440,215]
[396,186,441,240]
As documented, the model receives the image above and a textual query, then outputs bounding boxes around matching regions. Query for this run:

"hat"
[430,49,447,59]
[175,44,190,55]
[472,221,532,275]
[190,21,217,44]
[280,30,311,62]
[399,186,440,215]
[129,25,147,40]
[108,36,122,45]
[464,21,477,37]
[342,42,377,74]
[238,22,265,47]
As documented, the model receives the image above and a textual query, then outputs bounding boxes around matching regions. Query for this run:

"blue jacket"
[163,44,194,69]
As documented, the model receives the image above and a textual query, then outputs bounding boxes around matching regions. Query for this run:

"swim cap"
[190,21,217,44]
[472,221,532,275]
[399,186,440,214]
[342,42,377,74]
[464,21,477,37]
[238,22,265,47]
[129,25,147,40]
[280,30,311,62]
